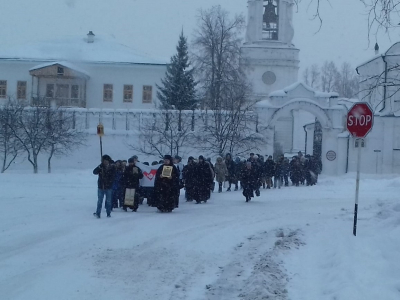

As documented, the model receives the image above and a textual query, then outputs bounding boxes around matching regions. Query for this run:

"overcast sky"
[1,0,398,74]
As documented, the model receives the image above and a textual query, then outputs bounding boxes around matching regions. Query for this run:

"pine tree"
[157,31,197,111]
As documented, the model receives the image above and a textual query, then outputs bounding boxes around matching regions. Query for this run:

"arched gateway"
[255,82,349,175]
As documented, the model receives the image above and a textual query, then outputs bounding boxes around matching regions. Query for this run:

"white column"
[245,0,263,43]
[321,128,341,175]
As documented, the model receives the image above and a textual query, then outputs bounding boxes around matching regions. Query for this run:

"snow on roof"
[269,81,339,98]
[29,61,90,77]
[356,41,400,70]
[0,35,168,65]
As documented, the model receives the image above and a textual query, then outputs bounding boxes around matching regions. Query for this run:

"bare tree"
[0,100,24,173]
[297,0,400,38]
[191,6,264,156]
[334,62,360,98]
[7,105,48,173]
[320,61,339,92]
[358,62,400,111]
[302,67,310,86]
[128,111,195,158]
[194,76,265,157]
[44,109,87,173]
[310,64,320,88]
[192,5,245,110]
[4,104,86,174]
[302,64,320,88]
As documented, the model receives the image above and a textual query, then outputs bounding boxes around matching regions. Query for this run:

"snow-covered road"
[1,171,400,300]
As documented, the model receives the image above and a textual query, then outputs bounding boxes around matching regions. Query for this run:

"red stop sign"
[346,103,374,138]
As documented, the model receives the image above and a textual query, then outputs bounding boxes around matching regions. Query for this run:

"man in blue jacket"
[93,154,116,218]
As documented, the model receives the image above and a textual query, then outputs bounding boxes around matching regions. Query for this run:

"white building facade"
[0,32,167,109]
[354,42,400,174]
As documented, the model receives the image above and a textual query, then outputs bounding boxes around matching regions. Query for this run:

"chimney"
[87,31,95,43]
[375,42,379,55]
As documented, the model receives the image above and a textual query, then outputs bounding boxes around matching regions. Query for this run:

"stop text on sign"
[346,102,374,138]
[347,114,372,127]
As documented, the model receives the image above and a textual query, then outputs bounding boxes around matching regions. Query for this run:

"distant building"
[0,32,167,109]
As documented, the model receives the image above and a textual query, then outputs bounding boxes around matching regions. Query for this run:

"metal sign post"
[346,103,374,237]
[353,138,362,236]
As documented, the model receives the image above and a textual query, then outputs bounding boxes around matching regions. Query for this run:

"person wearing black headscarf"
[182,156,196,201]
[122,156,143,212]
[193,155,214,204]
[154,155,180,212]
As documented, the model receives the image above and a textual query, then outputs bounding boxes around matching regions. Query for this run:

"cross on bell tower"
[263,0,279,40]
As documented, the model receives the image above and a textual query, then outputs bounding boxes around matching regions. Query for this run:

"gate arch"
[267,99,333,129]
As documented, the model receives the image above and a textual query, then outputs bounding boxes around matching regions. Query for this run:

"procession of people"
[93,151,322,218]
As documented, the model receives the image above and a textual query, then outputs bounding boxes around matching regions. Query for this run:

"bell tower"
[241,0,299,98]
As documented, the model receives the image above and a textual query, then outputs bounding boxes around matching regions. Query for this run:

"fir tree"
[157,31,197,111]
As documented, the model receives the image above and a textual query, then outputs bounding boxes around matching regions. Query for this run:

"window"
[17,81,27,99]
[123,85,133,102]
[103,84,113,102]
[57,67,64,76]
[46,84,54,98]
[56,84,69,98]
[142,85,152,103]
[0,80,7,98]
[71,85,79,99]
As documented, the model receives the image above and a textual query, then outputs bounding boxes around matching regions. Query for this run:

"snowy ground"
[1,170,400,300]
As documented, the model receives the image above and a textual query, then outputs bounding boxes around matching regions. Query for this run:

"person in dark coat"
[123,157,144,212]
[234,157,244,190]
[305,155,319,186]
[264,155,275,189]
[182,157,197,201]
[240,161,259,202]
[193,155,214,203]
[250,155,262,196]
[274,156,284,189]
[225,153,238,191]
[290,157,302,186]
[112,160,125,209]
[214,157,228,193]
[282,158,290,187]
[93,154,116,218]
[154,155,180,212]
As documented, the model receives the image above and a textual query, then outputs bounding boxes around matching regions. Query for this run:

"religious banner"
[162,166,173,178]
[124,188,135,206]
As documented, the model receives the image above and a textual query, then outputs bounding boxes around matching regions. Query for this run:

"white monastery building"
[0,31,167,109]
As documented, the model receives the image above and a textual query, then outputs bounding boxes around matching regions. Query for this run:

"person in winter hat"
[154,155,180,212]
[264,155,275,189]
[193,155,214,203]
[225,153,237,191]
[214,157,228,193]
[240,161,258,202]
[112,160,125,209]
[182,157,196,201]
[93,154,116,218]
